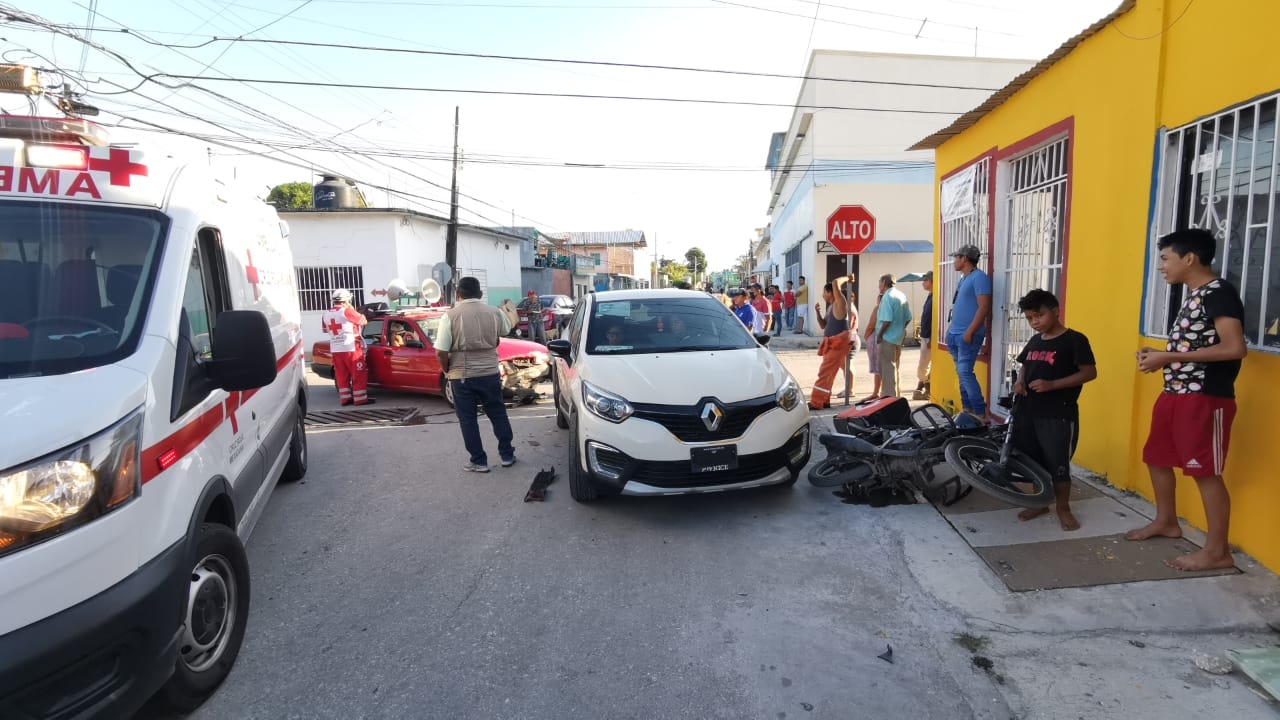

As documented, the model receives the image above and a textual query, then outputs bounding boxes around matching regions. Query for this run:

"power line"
[145,73,973,113]
[44,25,1007,92]
[783,0,1024,37]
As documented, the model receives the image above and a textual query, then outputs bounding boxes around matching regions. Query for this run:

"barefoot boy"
[1127,228,1247,571]
[1010,289,1097,531]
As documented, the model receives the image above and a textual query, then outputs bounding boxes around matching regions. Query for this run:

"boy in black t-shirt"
[1010,289,1098,531]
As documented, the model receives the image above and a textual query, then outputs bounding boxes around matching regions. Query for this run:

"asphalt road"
[159,352,1011,720]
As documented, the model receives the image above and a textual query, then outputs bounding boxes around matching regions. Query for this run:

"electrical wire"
[143,74,974,114]
[45,26,1008,92]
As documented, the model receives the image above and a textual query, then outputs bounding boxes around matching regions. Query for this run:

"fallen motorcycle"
[808,398,1055,509]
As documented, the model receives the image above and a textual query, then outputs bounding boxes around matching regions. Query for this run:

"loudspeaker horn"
[386,278,411,302]
[421,278,442,304]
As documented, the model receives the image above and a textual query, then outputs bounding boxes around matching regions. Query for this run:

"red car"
[311,305,551,405]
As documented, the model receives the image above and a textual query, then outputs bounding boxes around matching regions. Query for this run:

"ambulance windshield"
[0,200,166,378]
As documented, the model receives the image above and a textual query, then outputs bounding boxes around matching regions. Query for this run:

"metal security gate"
[991,138,1070,406]
[939,157,991,330]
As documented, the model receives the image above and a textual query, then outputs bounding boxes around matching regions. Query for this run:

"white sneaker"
[463,462,490,473]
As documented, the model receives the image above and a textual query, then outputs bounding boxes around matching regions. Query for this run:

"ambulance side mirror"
[208,310,278,391]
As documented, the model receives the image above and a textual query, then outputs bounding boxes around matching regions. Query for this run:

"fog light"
[787,426,810,464]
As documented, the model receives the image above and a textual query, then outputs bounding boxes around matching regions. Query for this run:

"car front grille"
[592,433,804,489]
[631,395,777,442]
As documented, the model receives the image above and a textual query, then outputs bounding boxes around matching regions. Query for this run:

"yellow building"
[911,0,1280,571]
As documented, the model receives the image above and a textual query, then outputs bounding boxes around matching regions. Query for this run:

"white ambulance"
[0,101,308,715]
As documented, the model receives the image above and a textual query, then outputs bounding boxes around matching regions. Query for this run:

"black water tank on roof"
[314,175,358,209]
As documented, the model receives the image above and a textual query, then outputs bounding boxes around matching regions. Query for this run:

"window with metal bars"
[937,157,992,340]
[295,266,365,312]
[1145,95,1280,351]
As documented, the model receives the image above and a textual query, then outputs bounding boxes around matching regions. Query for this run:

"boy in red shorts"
[1128,228,1248,571]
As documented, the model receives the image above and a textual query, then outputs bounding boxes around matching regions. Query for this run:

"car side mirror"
[754,333,772,346]
[208,310,278,391]
[547,338,572,359]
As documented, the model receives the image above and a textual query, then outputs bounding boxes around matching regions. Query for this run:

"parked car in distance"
[547,289,811,501]
[311,304,550,405]
[515,294,574,340]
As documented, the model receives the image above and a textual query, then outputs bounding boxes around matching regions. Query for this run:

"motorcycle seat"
[818,432,881,455]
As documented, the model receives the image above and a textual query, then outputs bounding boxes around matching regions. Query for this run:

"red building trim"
[982,116,1076,410]
[937,146,997,354]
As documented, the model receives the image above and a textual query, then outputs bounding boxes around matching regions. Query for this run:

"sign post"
[825,205,877,406]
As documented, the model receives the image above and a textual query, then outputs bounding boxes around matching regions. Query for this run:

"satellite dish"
[421,278,442,304]
[431,262,453,288]
[386,278,411,302]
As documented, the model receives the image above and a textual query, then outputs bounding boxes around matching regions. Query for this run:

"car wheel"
[442,375,455,407]
[552,368,569,429]
[280,400,307,482]
[567,413,597,502]
[156,523,250,712]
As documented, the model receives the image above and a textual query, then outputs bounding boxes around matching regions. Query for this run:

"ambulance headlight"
[0,408,142,557]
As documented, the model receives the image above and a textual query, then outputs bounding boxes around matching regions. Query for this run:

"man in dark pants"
[436,276,516,473]
[914,271,934,400]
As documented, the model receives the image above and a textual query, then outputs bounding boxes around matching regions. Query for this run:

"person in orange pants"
[810,274,854,410]
[321,289,375,406]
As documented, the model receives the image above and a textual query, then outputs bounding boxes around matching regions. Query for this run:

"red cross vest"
[321,304,366,352]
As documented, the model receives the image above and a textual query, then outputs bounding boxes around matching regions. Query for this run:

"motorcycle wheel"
[942,437,1054,508]
[807,456,875,488]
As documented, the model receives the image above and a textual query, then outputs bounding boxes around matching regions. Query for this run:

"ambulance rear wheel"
[159,523,250,712]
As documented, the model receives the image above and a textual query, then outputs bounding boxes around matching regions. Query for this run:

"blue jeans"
[771,310,783,334]
[784,306,796,328]
[946,329,986,415]
[450,374,515,466]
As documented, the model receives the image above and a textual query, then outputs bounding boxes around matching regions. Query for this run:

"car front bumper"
[578,418,811,496]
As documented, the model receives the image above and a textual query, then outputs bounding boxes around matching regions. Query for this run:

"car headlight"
[583,381,634,423]
[0,407,142,557]
[776,377,801,412]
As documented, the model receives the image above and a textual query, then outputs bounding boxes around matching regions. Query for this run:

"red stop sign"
[825,205,877,254]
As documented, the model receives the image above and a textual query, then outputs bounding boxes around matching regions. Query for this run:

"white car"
[547,289,811,501]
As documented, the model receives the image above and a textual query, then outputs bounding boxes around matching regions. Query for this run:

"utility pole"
[650,229,660,285]
[445,106,460,304]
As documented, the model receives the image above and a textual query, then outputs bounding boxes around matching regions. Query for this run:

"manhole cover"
[305,406,422,427]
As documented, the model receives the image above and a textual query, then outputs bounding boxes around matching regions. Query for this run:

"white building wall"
[456,226,523,304]
[808,52,1034,163]
[284,211,521,355]
[286,213,399,355]
[853,252,934,338]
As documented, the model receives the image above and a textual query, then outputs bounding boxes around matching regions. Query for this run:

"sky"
[1,0,1121,270]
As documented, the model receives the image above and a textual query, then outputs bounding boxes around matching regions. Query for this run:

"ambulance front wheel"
[159,523,250,712]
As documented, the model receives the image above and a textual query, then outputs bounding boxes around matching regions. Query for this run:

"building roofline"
[278,207,528,242]
[907,0,1137,151]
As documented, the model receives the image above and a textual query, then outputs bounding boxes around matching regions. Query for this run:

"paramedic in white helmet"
[321,289,374,405]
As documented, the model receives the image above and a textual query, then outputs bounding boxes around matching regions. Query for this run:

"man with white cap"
[321,289,374,406]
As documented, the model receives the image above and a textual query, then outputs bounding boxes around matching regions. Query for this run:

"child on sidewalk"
[1010,289,1098,531]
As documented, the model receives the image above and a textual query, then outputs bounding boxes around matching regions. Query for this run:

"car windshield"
[587,295,757,354]
[0,201,167,378]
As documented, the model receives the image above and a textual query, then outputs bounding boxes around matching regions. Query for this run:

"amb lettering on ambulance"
[0,113,308,719]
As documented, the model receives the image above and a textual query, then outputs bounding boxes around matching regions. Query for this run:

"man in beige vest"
[436,276,516,472]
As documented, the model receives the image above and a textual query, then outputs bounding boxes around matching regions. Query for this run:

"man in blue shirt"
[875,274,911,398]
[945,245,993,417]
[729,288,756,329]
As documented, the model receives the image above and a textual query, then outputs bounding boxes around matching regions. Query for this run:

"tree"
[267,181,313,209]
[663,262,689,284]
[685,247,707,281]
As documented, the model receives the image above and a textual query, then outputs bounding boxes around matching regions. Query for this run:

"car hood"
[0,365,150,470]
[581,347,790,405]
[499,337,549,359]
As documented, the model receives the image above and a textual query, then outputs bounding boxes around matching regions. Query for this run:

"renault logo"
[700,402,724,432]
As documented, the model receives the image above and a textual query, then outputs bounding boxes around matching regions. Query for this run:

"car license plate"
[691,445,738,473]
